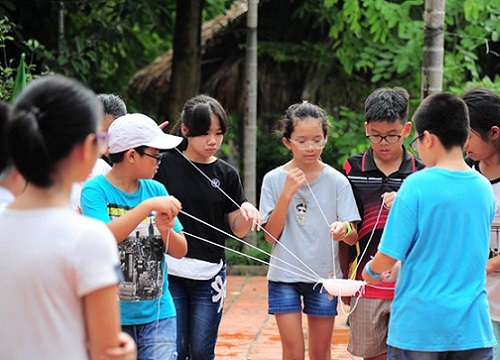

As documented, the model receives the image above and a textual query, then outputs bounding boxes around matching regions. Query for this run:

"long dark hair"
[171,94,228,151]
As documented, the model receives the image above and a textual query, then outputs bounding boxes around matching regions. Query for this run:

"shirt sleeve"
[259,172,277,225]
[73,220,121,296]
[336,176,361,223]
[80,177,112,224]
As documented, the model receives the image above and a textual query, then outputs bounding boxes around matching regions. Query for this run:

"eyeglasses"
[143,152,162,163]
[409,132,426,152]
[94,132,109,155]
[366,134,403,144]
[288,138,327,150]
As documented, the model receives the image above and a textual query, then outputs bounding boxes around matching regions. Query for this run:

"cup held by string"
[317,278,365,297]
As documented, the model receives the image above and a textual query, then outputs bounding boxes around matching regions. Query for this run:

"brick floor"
[216,276,361,359]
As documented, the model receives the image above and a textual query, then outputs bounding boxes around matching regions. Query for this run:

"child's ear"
[403,121,413,137]
[489,126,500,140]
[126,149,137,163]
[181,124,188,136]
[423,130,435,148]
[282,137,292,150]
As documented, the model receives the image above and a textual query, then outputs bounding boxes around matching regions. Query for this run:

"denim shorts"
[268,281,338,317]
[122,316,177,360]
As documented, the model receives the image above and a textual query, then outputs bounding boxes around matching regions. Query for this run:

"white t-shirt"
[0,185,14,212]
[0,208,120,360]
[70,158,111,210]
[489,180,500,322]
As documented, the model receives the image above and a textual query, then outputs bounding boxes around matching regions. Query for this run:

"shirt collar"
[361,146,416,174]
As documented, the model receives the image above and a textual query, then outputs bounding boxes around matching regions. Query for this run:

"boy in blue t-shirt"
[81,113,188,360]
[363,93,497,359]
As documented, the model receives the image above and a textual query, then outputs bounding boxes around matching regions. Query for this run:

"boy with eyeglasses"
[340,87,425,360]
[81,113,188,360]
[364,92,497,359]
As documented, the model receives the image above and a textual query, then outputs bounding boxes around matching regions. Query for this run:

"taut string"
[174,148,323,281]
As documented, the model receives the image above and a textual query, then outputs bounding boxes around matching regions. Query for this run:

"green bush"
[225,232,271,266]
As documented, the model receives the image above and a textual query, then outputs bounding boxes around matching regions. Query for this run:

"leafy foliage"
[0,16,40,101]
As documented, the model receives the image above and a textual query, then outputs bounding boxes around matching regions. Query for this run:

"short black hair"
[413,92,469,150]
[108,146,147,164]
[462,88,500,141]
[365,87,410,123]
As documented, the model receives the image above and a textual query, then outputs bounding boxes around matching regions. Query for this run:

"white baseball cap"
[108,113,182,154]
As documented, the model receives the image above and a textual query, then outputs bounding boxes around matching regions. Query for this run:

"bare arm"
[329,221,358,245]
[487,255,500,275]
[263,168,305,244]
[83,284,121,360]
[107,196,181,243]
[155,212,188,259]
[228,202,262,238]
[100,332,137,360]
[362,252,398,284]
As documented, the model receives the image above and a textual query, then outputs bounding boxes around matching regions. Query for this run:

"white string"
[179,210,319,282]
[182,230,318,283]
[155,221,170,359]
[351,199,385,277]
[304,180,338,278]
[172,149,368,316]
[174,148,323,281]
[305,180,330,227]
[183,223,365,317]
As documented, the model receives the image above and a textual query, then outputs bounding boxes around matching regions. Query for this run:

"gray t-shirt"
[260,165,360,283]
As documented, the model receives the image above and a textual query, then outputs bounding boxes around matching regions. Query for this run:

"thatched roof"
[127,0,371,121]
[127,0,248,115]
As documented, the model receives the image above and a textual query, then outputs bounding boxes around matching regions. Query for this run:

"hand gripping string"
[174,148,323,282]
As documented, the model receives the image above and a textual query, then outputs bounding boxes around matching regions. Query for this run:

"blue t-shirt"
[379,167,497,351]
[81,175,183,325]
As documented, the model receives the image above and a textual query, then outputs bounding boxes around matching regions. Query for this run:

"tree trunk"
[421,0,446,99]
[165,0,203,121]
[243,0,258,247]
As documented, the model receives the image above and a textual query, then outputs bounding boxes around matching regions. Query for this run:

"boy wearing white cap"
[81,113,188,360]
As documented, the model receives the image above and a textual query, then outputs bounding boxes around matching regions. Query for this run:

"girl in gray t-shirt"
[260,101,360,360]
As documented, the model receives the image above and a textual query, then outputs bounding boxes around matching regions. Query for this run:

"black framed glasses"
[143,152,162,163]
[409,132,426,152]
[366,134,403,144]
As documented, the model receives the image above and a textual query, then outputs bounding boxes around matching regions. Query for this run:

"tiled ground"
[216,276,361,359]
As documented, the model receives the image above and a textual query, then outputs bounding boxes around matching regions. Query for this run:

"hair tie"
[30,106,41,119]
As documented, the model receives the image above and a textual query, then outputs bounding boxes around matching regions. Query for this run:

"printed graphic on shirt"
[109,203,165,301]
[295,199,307,227]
